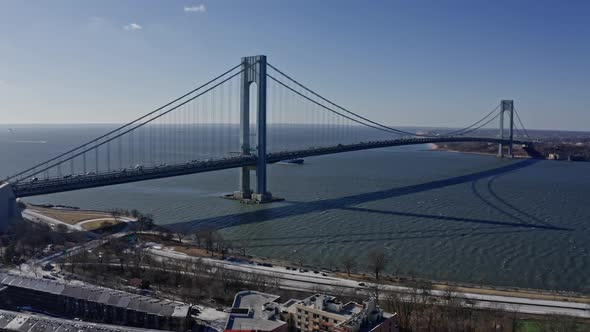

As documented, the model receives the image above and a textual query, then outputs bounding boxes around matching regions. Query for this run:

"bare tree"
[415,280,433,304]
[383,292,414,330]
[30,260,40,277]
[367,248,387,280]
[200,228,219,254]
[111,209,121,223]
[215,232,225,254]
[194,230,203,248]
[268,272,282,290]
[190,257,205,275]
[341,255,355,276]
[367,281,385,302]
[175,231,186,243]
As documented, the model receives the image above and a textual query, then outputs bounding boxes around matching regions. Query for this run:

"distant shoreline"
[429,143,531,159]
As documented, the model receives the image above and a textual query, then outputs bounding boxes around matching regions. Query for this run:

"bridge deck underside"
[12,137,530,198]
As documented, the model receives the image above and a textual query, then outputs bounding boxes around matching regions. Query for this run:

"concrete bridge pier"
[232,55,273,203]
[0,182,20,233]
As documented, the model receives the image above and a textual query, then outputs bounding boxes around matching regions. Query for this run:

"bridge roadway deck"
[12,137,530,197]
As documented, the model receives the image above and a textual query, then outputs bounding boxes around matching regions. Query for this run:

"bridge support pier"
[498,100,514,158]
[0,182,20,233]
[233,55,273,203]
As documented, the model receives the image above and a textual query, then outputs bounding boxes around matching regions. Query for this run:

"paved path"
[22,209,85,231]
[77,216,134,229]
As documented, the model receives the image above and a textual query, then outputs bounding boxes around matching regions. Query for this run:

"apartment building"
[284,294,398,332]
[0,308,168,332]
[0,273,191,332]
[225,291,398,332]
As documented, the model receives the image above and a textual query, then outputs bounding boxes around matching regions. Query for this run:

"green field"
[517,319,590,332]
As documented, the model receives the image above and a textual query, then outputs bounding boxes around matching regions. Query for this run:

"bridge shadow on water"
[167,158,571,241]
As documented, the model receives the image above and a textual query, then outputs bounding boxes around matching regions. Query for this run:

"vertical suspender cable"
[220,81,225,157]
[229,78,233,154]
[107,138,111,171]
[70,152,75,175]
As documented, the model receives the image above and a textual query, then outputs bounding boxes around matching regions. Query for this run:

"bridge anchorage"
[1,54,536,227]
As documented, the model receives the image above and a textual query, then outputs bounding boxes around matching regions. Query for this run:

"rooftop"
[0,309,169,332]
[298,294,363,319]
[225,290,286,332]
[0,273,190,318]
[281,299,299,310]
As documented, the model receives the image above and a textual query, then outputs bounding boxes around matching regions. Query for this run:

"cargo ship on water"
[279,158,304,165]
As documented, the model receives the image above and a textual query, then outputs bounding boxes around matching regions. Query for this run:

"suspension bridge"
[0,55,534,222]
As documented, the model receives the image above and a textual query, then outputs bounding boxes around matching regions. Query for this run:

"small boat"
[279,158,304,165]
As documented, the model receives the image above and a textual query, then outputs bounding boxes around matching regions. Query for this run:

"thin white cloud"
[88,17,107,30]
[0,80,6,86]
[184,4,206,13]
[124,23,142,31]
[89,17,105,24]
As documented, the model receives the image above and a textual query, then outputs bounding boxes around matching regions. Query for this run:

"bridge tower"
[233,55,272,203]
[498,100,514,158]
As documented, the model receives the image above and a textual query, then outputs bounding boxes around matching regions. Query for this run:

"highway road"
[147,247,590,319]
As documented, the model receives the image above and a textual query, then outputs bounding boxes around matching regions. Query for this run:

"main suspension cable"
[452,111,503,136]
[438,104,501,136]
[267,74,407,135]
[514,108,531,140]
[268,63,421,137]
[268,62,505,138]
[22,66,250,180]
[8,63,242,181]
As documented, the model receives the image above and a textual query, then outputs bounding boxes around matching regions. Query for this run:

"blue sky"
[0,0,588,130]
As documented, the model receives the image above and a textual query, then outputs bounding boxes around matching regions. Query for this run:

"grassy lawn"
[80,218,122,231]
[30,207,114,224]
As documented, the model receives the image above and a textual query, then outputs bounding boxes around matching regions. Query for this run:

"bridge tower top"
[501,100,513,113]
[241,55,267,86]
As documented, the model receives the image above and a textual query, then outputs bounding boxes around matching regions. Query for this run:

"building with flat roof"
[0,308,169,332]
[225,291,398,332]
[284,294,398,332]
[225,290,288,332]
[0,273,191,332]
